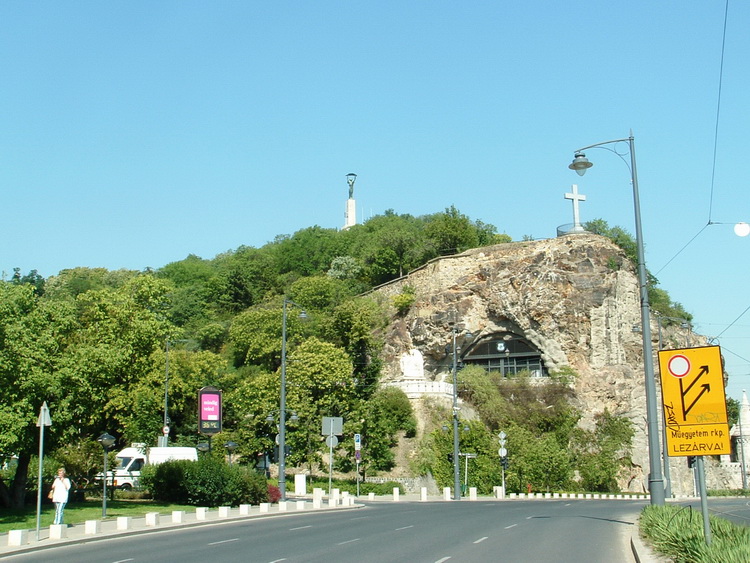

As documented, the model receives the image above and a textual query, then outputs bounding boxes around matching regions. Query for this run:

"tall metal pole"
[279,299,289,501]
[571,132,665,505]
[452,328,461,500]
[739,404,747,490]
[696,456,712,545]
[102,449,108,518]
[35,402,51,541]
[656,317,672,498]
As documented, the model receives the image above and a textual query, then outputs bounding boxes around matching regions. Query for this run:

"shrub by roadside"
[141,459,269,507]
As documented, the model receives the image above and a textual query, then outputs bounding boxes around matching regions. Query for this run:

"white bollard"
[328,497,337,508]
[7,530,28,546]
[294,474,307,496]
[218,506,230,517]
[296,500,306,511]
[49,524,67,539]
[172,510,186,523]
[239,504,252,515]
[469,487,477,500]
[259,503,270,513]
[443,487,451,501]
[313,498,322,509]
[145,512,160,527]
[84,520,101,535]
[278,501,289,512]
[196,507,209,520]
[420,487,428,501]
[117,517,132,530]
[368,492,375,501]
[393,487,400,502]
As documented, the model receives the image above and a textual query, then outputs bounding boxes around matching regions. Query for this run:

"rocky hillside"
[373,233,709,494]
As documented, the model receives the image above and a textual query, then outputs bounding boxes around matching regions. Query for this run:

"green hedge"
[308,477,404,496]
[141,459,269,507]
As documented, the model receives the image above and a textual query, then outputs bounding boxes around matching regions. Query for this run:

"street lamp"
[97,433,116,518]
[451,327,461,500]
[224,441,238,466]
[569,132,665,506]
[279,297,307,501]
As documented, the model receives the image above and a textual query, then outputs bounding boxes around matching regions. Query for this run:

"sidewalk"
[0,499,361,558]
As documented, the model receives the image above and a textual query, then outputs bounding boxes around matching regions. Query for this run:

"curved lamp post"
[97,433,116,517]
[569,132,665,506]
[279,297,307,501]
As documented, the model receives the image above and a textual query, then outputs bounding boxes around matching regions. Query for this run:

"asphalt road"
[3,500,647,563]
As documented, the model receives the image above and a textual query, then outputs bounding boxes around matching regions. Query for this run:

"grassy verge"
[640,505,750,562]
[0,500,194,534]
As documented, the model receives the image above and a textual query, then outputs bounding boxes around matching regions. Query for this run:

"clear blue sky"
[2,2,749,399]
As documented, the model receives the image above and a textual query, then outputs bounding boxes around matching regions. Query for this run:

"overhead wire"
[655,0,730,277]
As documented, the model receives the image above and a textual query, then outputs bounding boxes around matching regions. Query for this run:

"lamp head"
[346,173,357,186]
[569,152,593,176]
[97,432,116,450]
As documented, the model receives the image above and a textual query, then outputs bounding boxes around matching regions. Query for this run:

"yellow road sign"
[658,345,731,456]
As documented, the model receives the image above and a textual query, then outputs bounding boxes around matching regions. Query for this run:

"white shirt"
[51,476,71,503]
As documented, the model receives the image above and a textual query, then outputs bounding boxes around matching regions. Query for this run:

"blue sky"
[2,2,749,399]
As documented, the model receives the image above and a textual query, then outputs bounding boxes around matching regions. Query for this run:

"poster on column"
[198,386,222,435]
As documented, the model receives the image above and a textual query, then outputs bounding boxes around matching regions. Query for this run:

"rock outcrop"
[373,233,713,494]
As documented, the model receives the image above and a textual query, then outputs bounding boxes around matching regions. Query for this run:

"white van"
[109,445,198,489]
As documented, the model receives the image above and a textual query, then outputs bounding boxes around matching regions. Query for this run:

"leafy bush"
[640,504,750,562]
[392,286,416,315]
[141,459,269,507]
[267,484,281,503]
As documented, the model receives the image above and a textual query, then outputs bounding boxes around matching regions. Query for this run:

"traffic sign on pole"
[658,345,730,456]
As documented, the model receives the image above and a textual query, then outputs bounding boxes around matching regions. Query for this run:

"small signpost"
[354,433,362,496]
[658,345,730,546]
[322,417,343,495]
[498,431,508,498]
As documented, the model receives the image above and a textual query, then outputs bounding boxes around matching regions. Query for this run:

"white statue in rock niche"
[400,349,425,379]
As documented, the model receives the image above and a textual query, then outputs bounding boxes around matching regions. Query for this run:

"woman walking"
[50,468,71,525]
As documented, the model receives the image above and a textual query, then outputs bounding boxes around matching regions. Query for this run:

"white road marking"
[208,538,239,545]
[395,525,414,531]
[113,559,134,563]
[474,536,488,544]
[505,524,518,529]
[289,525,312,531]
[435,558,451,563]
[269,559,287,563]
[337,538,361,545]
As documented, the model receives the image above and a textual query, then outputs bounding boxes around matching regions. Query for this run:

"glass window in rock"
[462,332,548,377]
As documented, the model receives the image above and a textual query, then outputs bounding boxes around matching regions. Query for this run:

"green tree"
[423,206,479,255]
[284,338,355,468]
[0,283,76,508]
[571,410,634,492]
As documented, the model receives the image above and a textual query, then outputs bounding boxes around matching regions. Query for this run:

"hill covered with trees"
[0,207,690,507]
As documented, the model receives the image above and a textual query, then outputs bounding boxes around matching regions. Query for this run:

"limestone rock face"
[373,233,705,494]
